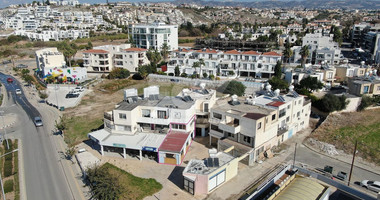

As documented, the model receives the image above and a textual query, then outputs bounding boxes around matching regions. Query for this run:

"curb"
[302,141,380,176]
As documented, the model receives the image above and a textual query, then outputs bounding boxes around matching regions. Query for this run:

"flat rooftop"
[116,95,195,111]
[212,98,274,118]
[184,152,235,175]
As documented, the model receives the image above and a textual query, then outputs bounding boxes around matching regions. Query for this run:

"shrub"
[168,73,174,76]
[132,73,144,80]
[4,179,13,193]
[4,159,13,177]
[203,73,208,78]
[108,68,130,79]
[180,73,187,77]
[314,94,348,113]
[209,74,215,80]
[224,80,246,96]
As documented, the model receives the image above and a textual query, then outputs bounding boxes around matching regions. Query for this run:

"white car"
[15,89,22,95]
[360,180,380,193]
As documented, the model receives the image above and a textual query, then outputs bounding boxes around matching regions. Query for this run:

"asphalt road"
[288,143,380,197]
[0,73,73,200]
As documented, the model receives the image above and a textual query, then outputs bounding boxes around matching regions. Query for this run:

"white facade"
[167,49,281,78]
[130,22,178,51]
[35,47,65,72]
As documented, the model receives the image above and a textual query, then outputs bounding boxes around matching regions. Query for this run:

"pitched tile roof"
[242,50,260,55]
[82,49,109,54]
[124,47,147,52]
[225,49,241,54]
[196,49,218,54]
[262,51,282,56]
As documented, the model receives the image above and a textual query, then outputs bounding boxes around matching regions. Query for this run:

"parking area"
[45,85,87,109]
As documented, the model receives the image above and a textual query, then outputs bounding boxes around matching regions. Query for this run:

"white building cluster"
[167,49,281,78]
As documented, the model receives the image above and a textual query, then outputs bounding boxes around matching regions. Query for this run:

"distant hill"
[172,0,380,9]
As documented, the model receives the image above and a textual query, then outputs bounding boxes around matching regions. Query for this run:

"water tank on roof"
[144,86,159,99]
[124,88,138,100]
[274,89,280,96]
[200,83,206,90]
[289,85,294,92]
[266,84,272,91]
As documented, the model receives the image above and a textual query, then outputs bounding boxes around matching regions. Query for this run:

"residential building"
[335,64,368,82]
[348,72,380,96]
[166,48,281,78]
[351,23,371,47]
[89,86,204,165]
[183,147,247,195]
[130,22,178,51]
[364,32,380,61]
[83,44,150,73]
[35,47,87,83]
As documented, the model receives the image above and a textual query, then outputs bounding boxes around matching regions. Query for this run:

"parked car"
[6,77,13,83]
[16,64,28,69]
[34,116,43,127]
[2,60,11,64]
[170,79,179,82]
[15,89,22,95]
[360,180,380,193]
[65,93,79,98]
[323,165,333,174]
[337,171,347,181]
[74,86,85,92]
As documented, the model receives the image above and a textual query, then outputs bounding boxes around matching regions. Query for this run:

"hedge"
[4,179,13,193]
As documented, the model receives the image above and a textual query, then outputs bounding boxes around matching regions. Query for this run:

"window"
[142,109,150,117]
[298,100,301,104]
[258,122,262,130]
[213,112,222,119]
[287,105,290,109]
[377,86,380,91]
[172,124,186,130]
[211,124,221,132]
[286,116,290,122]
[297,112,300,117]
[279,109,286,118]
[272,114,276,121]
[204,103,209,112]
[184,178,194,195]
[363,86,369,94]
[119,113,126,119]
[243,136,251,144]
[227,132,234,138]
[129,55,132,58]
[157,110,167,119]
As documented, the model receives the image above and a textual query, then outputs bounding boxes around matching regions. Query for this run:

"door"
[184,178,195,195]
[204,103,209,112]
[208,176,217,192]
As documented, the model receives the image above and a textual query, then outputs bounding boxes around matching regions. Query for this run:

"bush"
[4,159,13,177]
[203,73,208,78]
[4,179,13,193]
[180,73,187,77]
[209,74,215,80]
[224,80,246,96]
[108,68,130,79]
[39,91,48,99]
[314,94,348,113]
[168,73,174,76]
[357,95,380,111]
[132,73,144,80]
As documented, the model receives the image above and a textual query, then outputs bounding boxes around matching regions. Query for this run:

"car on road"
[2,60,11,64]
[16,64,28,69]
[337,171,347,181]
[34,117,43,127]
[360,180,380,193]
[6,77,13,83]
[15,89,22,95]
[65,93,79,98]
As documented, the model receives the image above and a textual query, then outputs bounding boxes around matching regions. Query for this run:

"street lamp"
[0,149,18,200]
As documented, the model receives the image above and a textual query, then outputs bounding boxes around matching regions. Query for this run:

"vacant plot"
[63,79,188,144]
[310,108,380,165]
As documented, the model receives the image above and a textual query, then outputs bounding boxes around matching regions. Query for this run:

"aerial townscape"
[0,0,379,199]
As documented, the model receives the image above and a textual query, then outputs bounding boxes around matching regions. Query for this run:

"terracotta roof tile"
[196,49,218,54]
[225,49,241,54]
[242,50,260,55]
[82,49,109,54]
[262,51,282,56]
[124,47,147,52]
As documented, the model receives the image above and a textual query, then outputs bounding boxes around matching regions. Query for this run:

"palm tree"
[300,45,310,68]
[161,43,170,61]
[192,59,205,78]
[283,46,293,64]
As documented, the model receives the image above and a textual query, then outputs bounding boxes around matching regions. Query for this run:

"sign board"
[142,146,157,152]
[113,143,126,148]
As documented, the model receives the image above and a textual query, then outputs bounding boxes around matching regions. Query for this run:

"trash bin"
[60,106,65,111]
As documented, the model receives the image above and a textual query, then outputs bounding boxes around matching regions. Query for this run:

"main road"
[0,73,74,200]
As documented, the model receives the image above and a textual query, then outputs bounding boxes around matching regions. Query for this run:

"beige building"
[35,47,65,70]
[348,75,380,96]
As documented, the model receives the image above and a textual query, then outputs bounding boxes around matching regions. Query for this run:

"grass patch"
[311,108,380,164]
[89,163,162,200]
[4,179,13,193]
[99,79,138,93]
[64,116,104,145]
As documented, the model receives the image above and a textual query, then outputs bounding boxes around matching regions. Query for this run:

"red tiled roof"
[262,51,282,56]
[124,47,147,52]
[266,101,285,107]
[196,49,218,54]
[225,49,241,54]
[159,131,190,153]
[244,113,267,120]
[242,50,260,55]
[174,49,191,52]
[82,49,109,54]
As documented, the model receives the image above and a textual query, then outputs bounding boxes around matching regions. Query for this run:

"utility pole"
[293,143,297,168]
[348,140,358,186]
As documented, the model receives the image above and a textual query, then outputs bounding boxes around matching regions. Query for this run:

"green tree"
[330,25,343,46]
[86,41,93,50]
[146,49,162,66]
[283,42,293,64]
[315,94,348,113]
[109,68,130,79]
[86,164,123,200]
[268,77,289,91]
[57,41,77,67]
[224,80,246,96]
[161,43,170,61]
[274,61,282,78]
[295,76,323,94]
[300,45,310,68]
[174,66,180,77]
[192,59,205,78]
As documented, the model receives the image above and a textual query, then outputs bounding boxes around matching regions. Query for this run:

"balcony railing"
[209,118,221,124]
[104,112,113,121]
[277,125,288,136]
[219,121,240,134]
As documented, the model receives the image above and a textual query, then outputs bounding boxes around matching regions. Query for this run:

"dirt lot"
[309,108,380,165]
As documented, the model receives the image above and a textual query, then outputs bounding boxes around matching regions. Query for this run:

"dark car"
[170,79,179,82]
[2,60,11,64]
[65,93,79,98]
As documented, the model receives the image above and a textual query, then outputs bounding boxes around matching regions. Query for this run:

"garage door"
[208,169,226,192]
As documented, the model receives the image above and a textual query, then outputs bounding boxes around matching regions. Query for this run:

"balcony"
[277,125,288,136]
[104,111,113,121]
[209,118,221,124]
[219,121,240,134]
[209,129,224,138]
[196,118,209,124]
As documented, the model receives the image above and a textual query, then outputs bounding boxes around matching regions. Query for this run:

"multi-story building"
[130,22,178,51]
[351,23,371,47]
[208,87,311,166]
[89,86,201,165]
[348,72,380,96]
[292,33,343,65]
[35,47,87,83]
[364,32,380,61]
[83,44,150,73]
[166,48,281,78]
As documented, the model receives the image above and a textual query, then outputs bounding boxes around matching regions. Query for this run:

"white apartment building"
[292,33,343,65]
[167,49,281,78]
[208,87,311,166]
[89,86,199,165]
[130,22,178,51]
[35,47,87,82]
[83,44,150,73]
[15,30,89,41]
